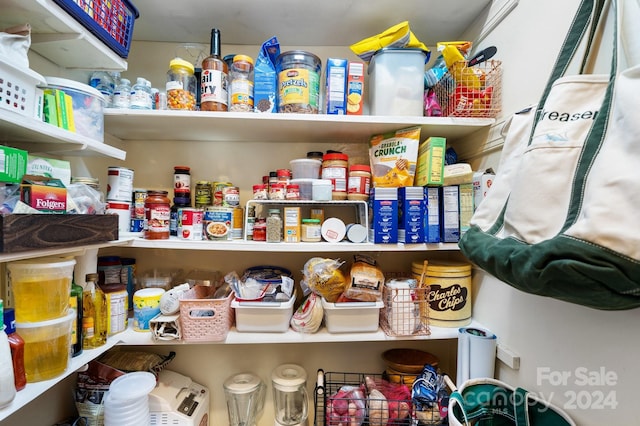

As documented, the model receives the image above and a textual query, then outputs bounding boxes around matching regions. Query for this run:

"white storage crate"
[232,293,296,333]
[0,55,45,119]
[321,297,384,333]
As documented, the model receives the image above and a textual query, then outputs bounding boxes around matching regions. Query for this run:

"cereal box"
[415,136,446,187]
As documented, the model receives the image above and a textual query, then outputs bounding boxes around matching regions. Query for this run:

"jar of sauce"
[144,190,171,240]
[301,219,322,242]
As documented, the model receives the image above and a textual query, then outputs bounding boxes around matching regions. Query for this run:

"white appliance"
[149,370,210,426]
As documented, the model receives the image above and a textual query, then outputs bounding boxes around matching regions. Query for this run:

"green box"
[0,145,28,184]
[414,136,446,186]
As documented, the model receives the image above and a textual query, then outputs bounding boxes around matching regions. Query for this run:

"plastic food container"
[289,178,315,200]
[42,76,107,142]
[232,293,296,333]
[368,48,428,116]
[320,298,384,333]
[16,310,75,382]
[7,257,76,322]
[290,158,322,179]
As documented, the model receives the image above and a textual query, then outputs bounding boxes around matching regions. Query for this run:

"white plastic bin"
[232,294,296,333]
[321,297,384,333]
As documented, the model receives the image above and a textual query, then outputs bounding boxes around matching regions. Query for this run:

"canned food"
[195,181,213,208]
[106,201,131,234]
[213,181,232,206]
[232,207,243,239]
[203,206,233,241]
[222,186,240,207]
[107,166,134,202]
[132,189,147,219]
[178,207,204,240]
[276,50,322,114]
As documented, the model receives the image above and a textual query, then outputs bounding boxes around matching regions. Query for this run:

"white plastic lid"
[224,373,263,394]
[7,257,76,270]
[44,76,105,101]
[272,364,307,389]
[108,371,157,400]
[321,217,346,243]
[312,179,332,187]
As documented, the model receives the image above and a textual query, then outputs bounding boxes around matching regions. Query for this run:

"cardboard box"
[324,58,348,115]
[284,207,301,243]
[440,185,460,243]
[398,186,424,244]
[369,187,398,243]
[415,137,446,186]
[346,61,365,115]
[27,155,72,186]
[424,186,441,243]
[459,183,474,236]
[0,145,28,184]
[472,169,495,211]
[20,175,67,213]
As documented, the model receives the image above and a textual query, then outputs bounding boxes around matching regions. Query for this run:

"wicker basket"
[433,59,502,118]
[179,285,234,342]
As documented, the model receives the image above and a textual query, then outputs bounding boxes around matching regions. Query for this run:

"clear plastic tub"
[232,293,296,333]
[320,298,384,333]
[42,76,107,142]
[7,257,76,322]
[290,158,322,179]
[16,310,75,382]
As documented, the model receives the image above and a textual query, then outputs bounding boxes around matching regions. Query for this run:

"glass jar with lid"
[266,209,283,243]
[144,190,171,240]
[229,54,255,112]
[166,57,197,110]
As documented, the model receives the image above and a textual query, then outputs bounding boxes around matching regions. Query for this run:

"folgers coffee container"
[414,260,472,327]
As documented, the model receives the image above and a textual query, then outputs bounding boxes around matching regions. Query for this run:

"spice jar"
[253,218,267,241]
[144,190,171,240]
[286,184,300,200]
[301,219,322,242]
[321,152,348,200]
[269,183,286,200]
[229,54,255,112]
[347,164,371,201]
[166,57,197,110]
[252,184,268,200]
[266,209,283,243]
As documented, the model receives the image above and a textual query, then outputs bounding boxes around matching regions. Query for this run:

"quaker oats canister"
[414,260,472,327]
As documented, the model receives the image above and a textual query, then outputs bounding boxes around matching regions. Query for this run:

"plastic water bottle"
[0,300,16,409]
[130,77,153,110]
[89,71,114,107]
[112,78,132,109]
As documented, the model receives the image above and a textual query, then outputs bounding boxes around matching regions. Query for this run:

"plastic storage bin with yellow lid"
[7,257,76,322]
[16,309,75,382]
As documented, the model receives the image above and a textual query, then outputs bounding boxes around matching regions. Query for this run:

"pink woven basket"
[179,286,234,342]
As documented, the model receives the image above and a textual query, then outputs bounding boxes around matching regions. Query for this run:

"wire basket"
[52,0,140,58]
[314,371,445,426]
[380,286,431,337]
[433,59,502,118]
[179,286,234,342]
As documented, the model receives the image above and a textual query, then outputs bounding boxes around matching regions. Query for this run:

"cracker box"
[0,145,28,184]
[324,58,348,115]
[369,187,398,244]
[424,186,441,243]
[440,185,460,243]
[284,206,301,243]
[346,61,365,115]
[415,136,446,186]
[398,186,424,244]
[20,175,67,213]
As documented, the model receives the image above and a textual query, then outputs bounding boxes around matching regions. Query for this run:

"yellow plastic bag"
[350,21,429,63]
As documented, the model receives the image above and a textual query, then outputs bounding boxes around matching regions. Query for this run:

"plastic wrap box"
[321,298,384,333]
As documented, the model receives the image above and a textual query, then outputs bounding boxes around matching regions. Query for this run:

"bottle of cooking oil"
[82,273,107,349]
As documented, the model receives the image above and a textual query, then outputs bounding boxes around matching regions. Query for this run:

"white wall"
[465,0,640,424]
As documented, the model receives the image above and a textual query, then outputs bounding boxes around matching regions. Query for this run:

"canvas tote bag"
[458,0,640,310]
[448,378,576,426]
